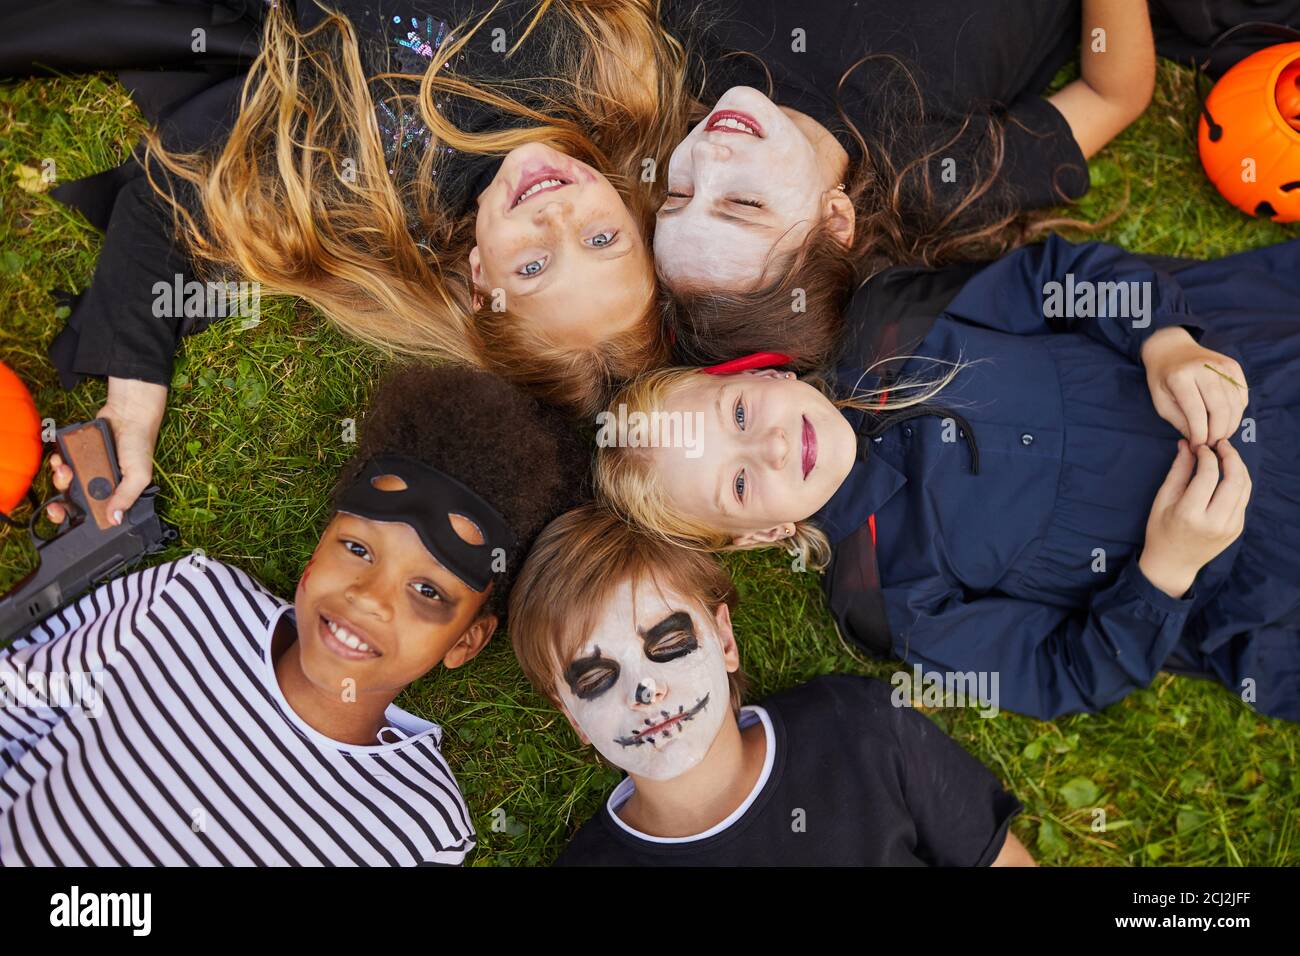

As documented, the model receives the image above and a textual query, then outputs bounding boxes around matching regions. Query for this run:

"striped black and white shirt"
[0,558,475,866]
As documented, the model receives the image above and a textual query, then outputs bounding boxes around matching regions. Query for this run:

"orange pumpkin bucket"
[1198,42,1300,223]
[0,360,43,516]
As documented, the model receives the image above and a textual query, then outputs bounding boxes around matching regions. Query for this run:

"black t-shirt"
[555,675,1022,866]
[668,0,1090,217]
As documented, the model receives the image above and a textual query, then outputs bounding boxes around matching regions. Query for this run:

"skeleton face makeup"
[557,578,734,782]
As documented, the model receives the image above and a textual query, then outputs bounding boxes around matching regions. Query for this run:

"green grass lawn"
[2,60,1298,867]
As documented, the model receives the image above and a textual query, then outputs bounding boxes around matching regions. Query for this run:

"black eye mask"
[336,455,516,593]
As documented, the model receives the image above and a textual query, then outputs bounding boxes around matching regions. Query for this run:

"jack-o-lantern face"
[1198,42,1300,223]
[1279,61,1300,131]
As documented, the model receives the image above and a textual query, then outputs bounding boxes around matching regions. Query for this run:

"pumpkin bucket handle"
[1196,21,1300,139]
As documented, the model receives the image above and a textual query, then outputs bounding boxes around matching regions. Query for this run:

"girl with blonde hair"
[3,0,695,520]
[150,0,696,415]
[595,235,1300,724]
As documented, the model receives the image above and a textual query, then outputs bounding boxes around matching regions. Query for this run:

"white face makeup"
[556,578,733,782]
[654,86,843,292]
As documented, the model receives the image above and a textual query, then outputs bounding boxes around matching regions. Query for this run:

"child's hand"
[1141,326,1248,447]
[97,377,168,525]
[1139,439,1251,598]
[43,454,76,524]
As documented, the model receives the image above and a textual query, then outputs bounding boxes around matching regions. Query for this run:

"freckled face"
[293,512,491,697]
[556,579,732,781]
[471,142,653,348]
[644,370,857,538]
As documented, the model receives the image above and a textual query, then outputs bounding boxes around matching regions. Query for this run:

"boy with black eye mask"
[509,505,1035,867]
[1,365,585,866]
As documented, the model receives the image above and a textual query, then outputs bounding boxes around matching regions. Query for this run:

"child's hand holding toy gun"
[0,420,175,644]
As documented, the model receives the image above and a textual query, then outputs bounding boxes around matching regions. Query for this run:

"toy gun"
[1,420,176,644]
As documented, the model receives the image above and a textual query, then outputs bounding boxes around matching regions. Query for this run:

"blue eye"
[518,257,546,277]
[587,230,617,248]
[733,397,747,430]
[734,470,746,502]
[343,540,370,560]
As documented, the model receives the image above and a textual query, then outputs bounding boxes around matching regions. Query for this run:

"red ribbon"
[699,352,795,375]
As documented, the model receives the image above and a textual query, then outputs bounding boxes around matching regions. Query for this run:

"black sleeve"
[552,818,620,866]
[551,845,583,866]
[908,95,1089,229]
[4,3,260,390]
[551,832,605,868]
[997,94,1091,208]
[51,171,198,387]
[888,699,1023,867]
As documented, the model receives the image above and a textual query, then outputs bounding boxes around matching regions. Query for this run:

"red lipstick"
[802,415,817,479]
[704,109,764,137]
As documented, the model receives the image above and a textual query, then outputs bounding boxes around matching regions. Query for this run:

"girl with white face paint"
[654,0,1158,371]
[509,505,1037,864]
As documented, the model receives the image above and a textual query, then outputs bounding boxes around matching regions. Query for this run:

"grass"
[2,60,1298,867]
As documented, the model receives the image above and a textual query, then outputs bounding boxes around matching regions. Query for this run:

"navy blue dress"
[816,235,1300,722]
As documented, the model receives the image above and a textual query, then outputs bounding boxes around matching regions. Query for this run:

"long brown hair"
[663,53,1096,371]
[143,1,694,416]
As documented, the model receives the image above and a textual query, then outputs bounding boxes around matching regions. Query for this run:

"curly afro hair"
[332,363,589,619]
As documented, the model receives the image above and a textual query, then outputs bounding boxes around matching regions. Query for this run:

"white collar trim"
[261,603,443,752]
[604,705,775,844]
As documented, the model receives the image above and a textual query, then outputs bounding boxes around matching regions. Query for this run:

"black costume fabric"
[1149,0,1300,77]
[555,675,1023,866]
[294,0,580,228]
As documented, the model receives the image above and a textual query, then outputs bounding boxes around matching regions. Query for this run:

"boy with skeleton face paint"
[510,505,1036,866]
[4,365,584,866]
[558,582,735,783]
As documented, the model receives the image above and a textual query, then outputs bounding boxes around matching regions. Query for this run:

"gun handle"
[56,420,122,531]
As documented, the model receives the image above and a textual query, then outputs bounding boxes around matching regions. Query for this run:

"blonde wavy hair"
[594,360,963,570]
[143,0,695,416]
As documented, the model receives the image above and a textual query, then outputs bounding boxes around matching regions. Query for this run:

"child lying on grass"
[509,504,1034,866]
[596,236,1300,722]
[0,364,584,866]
